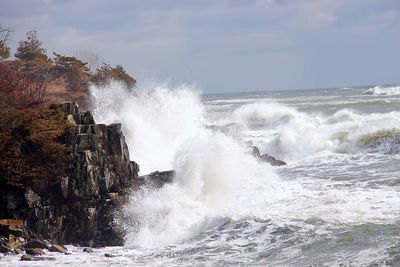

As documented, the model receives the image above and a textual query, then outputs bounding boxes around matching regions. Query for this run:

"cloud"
[1,0,400,92]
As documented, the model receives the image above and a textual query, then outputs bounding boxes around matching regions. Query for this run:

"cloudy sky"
[1,0,400,92]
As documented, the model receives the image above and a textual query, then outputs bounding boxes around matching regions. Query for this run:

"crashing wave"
[356,129,400,154]
[365,86,400,96]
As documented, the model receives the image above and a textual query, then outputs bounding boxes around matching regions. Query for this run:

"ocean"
[4,84,400,266]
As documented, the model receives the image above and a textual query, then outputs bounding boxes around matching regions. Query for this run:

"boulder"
[140,170,175,189]
[7,234,22,250]
[24,239,49,250]
[26,248,45,256]
[20,254,34,261]
[259,154,287,166]
[49,244,68,253]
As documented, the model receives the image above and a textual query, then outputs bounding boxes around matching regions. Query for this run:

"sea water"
[4,84,400,266]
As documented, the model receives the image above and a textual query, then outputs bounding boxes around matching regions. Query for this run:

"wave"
[89,83,400,253]
[356,129,400,154]
[90,81,204,174]
[225,101,400,159]
[365,85,400,96]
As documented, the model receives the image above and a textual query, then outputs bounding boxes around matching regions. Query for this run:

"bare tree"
[74,50,103,72]
[0,25,11,60]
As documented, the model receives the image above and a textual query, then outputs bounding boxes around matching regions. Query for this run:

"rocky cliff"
[0,102,139,247]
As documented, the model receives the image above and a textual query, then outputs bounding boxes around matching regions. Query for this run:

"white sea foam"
[90,81,204,174]
[229,101,400,160]
[88,83,400,260]
[365,85,400,96]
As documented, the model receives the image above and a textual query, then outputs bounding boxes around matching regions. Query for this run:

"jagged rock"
[0,220,24,238]
[24,239,49,249]
[104,253,116,257]
[7,234,22,250]
[49,244,68,253]
[246,142,287,166]
[140,170,175,189]
[26,248,45,256]
[0,102,140,247]
[251,146,261,158]
[259,154,287,166]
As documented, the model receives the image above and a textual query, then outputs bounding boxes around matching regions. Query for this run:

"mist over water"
[87,83,400,266]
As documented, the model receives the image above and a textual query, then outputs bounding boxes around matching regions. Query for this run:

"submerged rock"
[259,154,287,166]
[247,143,287,166]
[139,170,175,189]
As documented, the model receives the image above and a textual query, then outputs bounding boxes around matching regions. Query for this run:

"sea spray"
[90,81,204,174]
[228,101,400,160]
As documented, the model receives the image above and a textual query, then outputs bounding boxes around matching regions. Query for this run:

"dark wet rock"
[20,254,56,261]
[104,253,117,257]
[24,239,49,249]
[26,248,45,256]
[20,254,34,261]
[0,102,140,247]
[140,170,175,189]
[0,244,12,254]
[7,234,22,250]
[250,146,261,158]
[259,154,287,166]
[246,142,287,166]
[49,244,68,253]
[0,219,25,238]
[83,247,94,253]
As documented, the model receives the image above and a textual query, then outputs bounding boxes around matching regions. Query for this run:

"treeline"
[0,28,136,107]
[0,27,136,188]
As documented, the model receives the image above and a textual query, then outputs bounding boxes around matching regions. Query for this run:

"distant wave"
[365,85,400,96]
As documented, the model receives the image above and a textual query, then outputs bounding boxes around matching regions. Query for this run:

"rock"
[24,239,49,249]
[259,154,287,166]
[140,170,175,189]
[0,220,25,238]
[25,187,41,208]
[0,102,140,247]
[26,248,45,256]
[83,247,93,253]
[104,253,116,258]
[7,234,22,250]
[0,244,12,253]
[49,244,68,253]
[251,146,261,158]
[20,254,34,261]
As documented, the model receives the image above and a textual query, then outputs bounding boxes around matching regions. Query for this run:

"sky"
[1,0,400,93]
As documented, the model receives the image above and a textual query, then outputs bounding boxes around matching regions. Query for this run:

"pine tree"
[15,29,50,62]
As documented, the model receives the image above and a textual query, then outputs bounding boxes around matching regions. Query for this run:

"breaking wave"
[225,101,400,160]
[365,85,400,96]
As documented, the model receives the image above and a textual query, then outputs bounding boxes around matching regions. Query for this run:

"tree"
[91,63,136,89]
[74,50,102,72]
[0,25,11,60]
[53,53,91,92]
[15,29,50,62]
[0,61,48,109]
